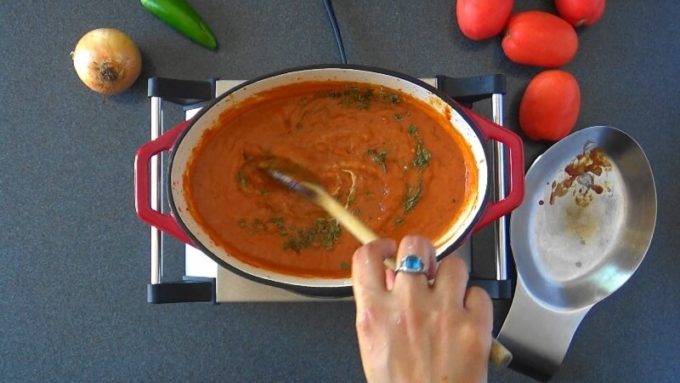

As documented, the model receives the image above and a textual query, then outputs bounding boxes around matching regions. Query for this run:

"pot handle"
[134,120,193,244]
[464,109,525,233]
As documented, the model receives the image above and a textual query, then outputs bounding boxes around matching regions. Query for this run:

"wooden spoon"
[259,156,512,368]
[258,156,393,267]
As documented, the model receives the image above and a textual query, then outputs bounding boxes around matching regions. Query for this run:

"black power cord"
[323,0,348,64]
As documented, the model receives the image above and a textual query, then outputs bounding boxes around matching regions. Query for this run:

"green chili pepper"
[140,0,218,50]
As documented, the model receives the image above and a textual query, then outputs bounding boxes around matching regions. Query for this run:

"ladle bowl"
[498,126,657,380]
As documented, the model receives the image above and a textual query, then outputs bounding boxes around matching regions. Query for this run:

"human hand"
[352,235,493,383]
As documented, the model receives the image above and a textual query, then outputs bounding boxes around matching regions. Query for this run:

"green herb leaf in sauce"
[282,217,342,253]
[413,140,431,168]
[393,111,410,121]
[404,179,423,213]
[406,124,431,168]
[239,217,276,235]
[237,171,248,189]
[284,230,313,253]
[247,218,268,235]
[240,216,340,250]
[378,86,402,104]
[325,86,402,110]
[329,87,374,109]
[320,219,342,250]
[407,124,418,136]
[366,148,388,173]
[269,217,288,236]
[400,125,431,213]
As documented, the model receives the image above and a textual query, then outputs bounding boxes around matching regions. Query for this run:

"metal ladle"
[498,126,657,380]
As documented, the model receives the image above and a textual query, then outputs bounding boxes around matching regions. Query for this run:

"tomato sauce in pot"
[184,81,478,278]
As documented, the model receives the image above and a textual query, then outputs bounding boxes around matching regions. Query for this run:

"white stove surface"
[184,79,472,302]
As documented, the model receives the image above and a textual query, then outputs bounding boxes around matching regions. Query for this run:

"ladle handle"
[498,280,589,380]
[134,120,193,244]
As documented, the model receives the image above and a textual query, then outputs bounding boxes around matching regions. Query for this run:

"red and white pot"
[134,65,524,296]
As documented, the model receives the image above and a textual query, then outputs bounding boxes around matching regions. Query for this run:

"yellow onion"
[72,28,142,94]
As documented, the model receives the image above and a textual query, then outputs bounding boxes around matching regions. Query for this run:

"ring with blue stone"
[394,254,427,275]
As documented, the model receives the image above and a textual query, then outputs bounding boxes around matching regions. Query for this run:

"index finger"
[351,239,396,302]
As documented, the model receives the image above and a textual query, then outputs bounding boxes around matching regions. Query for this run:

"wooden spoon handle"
[308,185,392,265]
[312,186,379,244]
[490,339,513,368]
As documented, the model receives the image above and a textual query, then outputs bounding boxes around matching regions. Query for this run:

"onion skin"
[72,28,142,95]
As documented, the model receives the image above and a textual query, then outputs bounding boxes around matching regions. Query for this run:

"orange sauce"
[184,81,478,278]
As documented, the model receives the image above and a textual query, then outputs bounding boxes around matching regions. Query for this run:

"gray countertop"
[1,0,678,382]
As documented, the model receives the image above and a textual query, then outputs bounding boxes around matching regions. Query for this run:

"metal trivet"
[142,74,513,308]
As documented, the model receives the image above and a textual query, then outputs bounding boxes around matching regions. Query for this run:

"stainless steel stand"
[143,74,513,303]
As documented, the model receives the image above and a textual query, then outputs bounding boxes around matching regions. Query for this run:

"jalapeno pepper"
[140,0,218,50]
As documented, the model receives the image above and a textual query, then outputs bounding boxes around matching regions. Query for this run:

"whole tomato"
[519,70,581,141]
[502,11,578,67]
[456,0,514,41]
[555,0,606,27]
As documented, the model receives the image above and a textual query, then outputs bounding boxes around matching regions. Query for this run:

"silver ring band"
[394,254,427,275]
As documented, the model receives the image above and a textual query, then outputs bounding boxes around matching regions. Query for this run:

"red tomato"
[555,0,606,27]
[502,11,578,67]
[519,70,581,141]
[456,0,514,41]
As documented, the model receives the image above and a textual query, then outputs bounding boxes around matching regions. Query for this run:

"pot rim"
[167,64,490,295]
